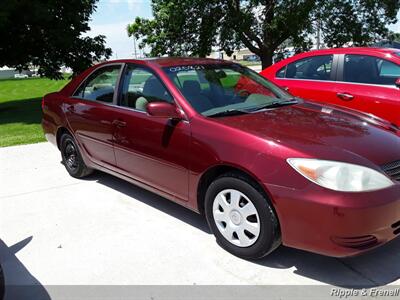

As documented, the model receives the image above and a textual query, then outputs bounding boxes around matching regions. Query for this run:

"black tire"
[205,172,281,259]
[60,133,93,178]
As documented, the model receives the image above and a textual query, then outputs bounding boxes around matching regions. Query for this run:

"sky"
[88,0,152,59]
[389,14,400,33]
[88,1,400,59]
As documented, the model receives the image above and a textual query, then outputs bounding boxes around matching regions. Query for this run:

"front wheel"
[205,173,281,259]
[60,133,93,178]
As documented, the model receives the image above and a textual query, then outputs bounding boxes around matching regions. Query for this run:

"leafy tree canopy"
[0,0,112,79]
[127,0,400,68]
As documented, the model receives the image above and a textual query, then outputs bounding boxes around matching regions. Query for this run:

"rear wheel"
[60,133,93,178]
[205,172,281,259]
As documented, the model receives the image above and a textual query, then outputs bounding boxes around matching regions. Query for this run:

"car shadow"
[0,98,42,126]
[85,171,400,288]
[0,237,50,300]
[91,171,211,234]
[254,237,400,287]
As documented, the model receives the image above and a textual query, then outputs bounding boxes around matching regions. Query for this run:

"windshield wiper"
[206,99,298,117]
[249,99,298,112]
[206,109,250,118]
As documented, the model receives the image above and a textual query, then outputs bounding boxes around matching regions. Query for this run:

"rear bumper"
[41,118,57,147]
[266,182,400,257]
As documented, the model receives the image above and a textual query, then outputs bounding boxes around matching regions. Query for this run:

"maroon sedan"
[42,58,400,259]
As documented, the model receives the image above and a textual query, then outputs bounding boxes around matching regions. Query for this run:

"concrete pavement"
[1,142,400,293]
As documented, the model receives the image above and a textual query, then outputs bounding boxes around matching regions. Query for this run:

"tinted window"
[276,67,286,78]
[379,60,400,77]
[277,55,333,81]
[74,65,121,103]
[344,54,400,85]
[163,64,292,116]
[120,66,173,111]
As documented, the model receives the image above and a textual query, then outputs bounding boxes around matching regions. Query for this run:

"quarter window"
[74,65,121,103]
[276,55,333,81]
[343,54,400,85]
[120,66,173,111]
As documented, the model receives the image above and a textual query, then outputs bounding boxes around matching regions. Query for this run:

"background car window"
[120,66,173,111]
[276,67,286,78]
[276,55,333,81]
[379,60,400,79]
[344,54,400,85]
[74,65,121,103]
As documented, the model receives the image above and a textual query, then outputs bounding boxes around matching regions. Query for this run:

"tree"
[0,0,112,79]
[388,31,400,41]
[127,0,400,69]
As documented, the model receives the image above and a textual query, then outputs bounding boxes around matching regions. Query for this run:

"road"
[1,142,400,298]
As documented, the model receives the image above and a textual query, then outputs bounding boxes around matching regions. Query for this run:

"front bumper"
[266,182,400,257]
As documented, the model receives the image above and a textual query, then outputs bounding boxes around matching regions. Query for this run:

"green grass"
[0,77,69,147]
[236,60,261,67]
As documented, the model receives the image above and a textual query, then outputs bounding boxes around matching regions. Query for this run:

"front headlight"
[287,158,394,192]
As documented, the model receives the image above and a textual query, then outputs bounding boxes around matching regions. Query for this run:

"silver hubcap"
[212,189,260,247]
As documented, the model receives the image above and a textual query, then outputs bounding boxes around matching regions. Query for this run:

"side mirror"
[146,102,183,120]
[395,78,400,88]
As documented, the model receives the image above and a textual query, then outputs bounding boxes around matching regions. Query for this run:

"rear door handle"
[67,105,75,112]
[112,119,127,128]
[337,93,354,101]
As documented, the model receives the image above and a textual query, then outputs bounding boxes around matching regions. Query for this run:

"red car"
[261,47,400,127]
[42,58,400,259]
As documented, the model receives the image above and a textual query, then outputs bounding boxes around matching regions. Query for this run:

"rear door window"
[74,65,121,103]
[343,54,400,85]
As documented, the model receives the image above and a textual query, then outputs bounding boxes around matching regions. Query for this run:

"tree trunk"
[260,51,274,70]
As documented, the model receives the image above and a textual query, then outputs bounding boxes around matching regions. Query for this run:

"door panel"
[336,54,400,126]
[274,78,339,105]
[272,54,340,105]
[113,65,190,201]
[65,64,122,167]
[64,99,118,167]
[333,82,400,126]
[113,110,190,200]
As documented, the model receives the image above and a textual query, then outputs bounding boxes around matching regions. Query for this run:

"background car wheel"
[205,172,281,259]
[60,133,93,178]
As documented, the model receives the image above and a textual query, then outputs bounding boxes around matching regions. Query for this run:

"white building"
[0,67,19,79]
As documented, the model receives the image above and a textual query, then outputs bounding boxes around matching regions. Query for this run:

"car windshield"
[163,64,294,117]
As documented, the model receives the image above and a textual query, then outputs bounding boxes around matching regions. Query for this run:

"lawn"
[236,60,262,67]
[0,77,69,147]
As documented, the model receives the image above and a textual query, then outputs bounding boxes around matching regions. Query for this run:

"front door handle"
[112,119,127,128]
[66,105,75,112]
[337,93,354,101]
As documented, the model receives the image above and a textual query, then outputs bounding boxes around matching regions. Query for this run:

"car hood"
[213,101,400,167]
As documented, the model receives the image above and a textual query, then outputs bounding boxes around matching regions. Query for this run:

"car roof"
[103,57,234,67]
[261,47,400,73]
[299,47,400,56]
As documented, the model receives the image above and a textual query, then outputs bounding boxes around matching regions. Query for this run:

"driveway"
[1,143,400,296]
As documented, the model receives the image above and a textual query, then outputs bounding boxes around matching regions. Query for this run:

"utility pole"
[316,18,321,50]
[133,37,138,59]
